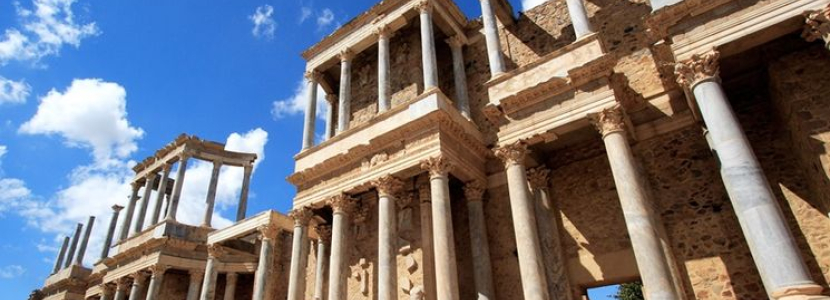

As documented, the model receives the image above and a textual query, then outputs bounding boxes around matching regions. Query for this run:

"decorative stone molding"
[589,105,627,137]
[148,264,169,276]
[316,225,332,242]
[494,141,528,167]
[374,24,394,39]
[327,194,357,214]
[304,70,323,82]
[289,206,314,227]
[372,175,404,198]
[674,49,721,90]
[803,4,830,50]
[463,181,485,202]
[446,34,465,49]
[207,244,226,258]
[257,225,279,240]
[130,271,148,282]
[526,167,551,190]
[339,49,354,62]
[396,192,414,209]
[99,283,115,294]
[420,156,453,178]
[115,277,131,288]
[415,0,433,13]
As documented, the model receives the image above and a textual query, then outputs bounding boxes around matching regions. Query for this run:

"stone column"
[565,0,594,39]
[119,183,141,241]
[134,174,156,234]
[463,181,495,300]
[303,71,320,149]
[447,36,471,119]
[325,94,337,140]
[313,225,331,300]
[200,245,223,300]
[100,283,115,300]
[478,0,506,77]
[418,177,437,300]
[420,157,460,300]
[75,216,95,266]
[337,50,353,133]
[527,167,573,300]
[253,225,278,300]
[101,205,123,260]
[326,194,357,300]
[418,1,439,90]
[223,273,237,300]
[237,164,253,221]
[145,265,168,300]
[203,160,222,227]
[151,165,172,225]
[675,50,828,300]
[166,154,190,222]
[64,223,82,268]
[287,207,313,300]
[494,142,550,300]
[113,277,130,300]
[129,272,148,300]
[803,5,830,51]
[376,25,392,113]
[372,175,403,300]
[186,270,204,300]
[52,236,69,274]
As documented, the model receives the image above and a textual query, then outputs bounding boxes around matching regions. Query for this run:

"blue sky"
[0,0,620,298]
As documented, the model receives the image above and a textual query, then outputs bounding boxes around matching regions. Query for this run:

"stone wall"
[158,271,189,300]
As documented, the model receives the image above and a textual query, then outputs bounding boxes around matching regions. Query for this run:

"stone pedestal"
[421,157,459,300]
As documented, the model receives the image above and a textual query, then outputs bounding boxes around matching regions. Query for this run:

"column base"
[773,284,829,300]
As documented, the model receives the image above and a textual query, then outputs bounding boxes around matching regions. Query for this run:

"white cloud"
[0,178,33,214]
[249,5,276,39]
[0,0,99,65]
[271,78,328,120]
[316,8,335,30]
[521,0,547,11]
[0,76,31,104]
[299,7,312,23]
[0,265,25,279]
[19,79,145,164]
[0,145,6,160]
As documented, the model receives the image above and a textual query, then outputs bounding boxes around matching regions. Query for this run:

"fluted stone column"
[203,161,222,227]
[145,265,168,300]
[418,178,437,300]
[287,207,313,300]
[253,225,277,300]
[803,5,830,51]
[129,272,148,300]
[237,164,253,221]
[565,0,594,39]
[303,71,320,149]
[478,0,506,77]
[166,154,190,222]
[589,106,679,300]
[325,95,337,140]
[337,51,353,133]
[75,216,95,266]
[327,194,357,300]
[223,273,237,300]
[676,50,829,300]
[100,283,115,300]
[447,36,471,119]
[373,175,403,300]
[418,1,439,90]
[420,157,459,300]
[101,205,123,260]
[119,183,140,241]
[527,167,573,300]
[113,277,130,300]
[64,223,82,268]
[186,270,204,300]
[313,225,331,300]
[134,174,156,234]
[151,165,171,225]
[52,236,69,274]
[377,25,392,113]
[464,181,495,300]
[494,143,550,300]
[200,245,223,300]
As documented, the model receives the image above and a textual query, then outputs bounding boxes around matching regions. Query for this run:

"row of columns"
[300,0,472,150]
[50,216,95,274]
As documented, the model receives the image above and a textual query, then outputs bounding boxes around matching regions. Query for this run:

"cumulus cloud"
[0,144,6,160]
[271,78,328,120]
[249,5,276,39]
[316,8,335,30]
[521,0,547,11]
[19,79,145,164]
[0,0,99,65]
[0,76,31,104]
[0,265,25,279]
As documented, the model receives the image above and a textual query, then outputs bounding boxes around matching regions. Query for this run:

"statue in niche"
[351,258,371,296]
[409,285,425,300]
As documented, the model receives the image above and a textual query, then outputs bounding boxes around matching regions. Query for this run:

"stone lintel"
[207,210,293,245]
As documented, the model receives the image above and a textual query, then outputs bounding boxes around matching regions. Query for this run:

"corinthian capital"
[526,167,551,189]
[589,105,627,137]
[372,175,404,198]
[674,49,720,89]
[374,24,394,39]
[304,70,322,82]
[207,244,226,258]
[494,141,528,166]
[327,194,357,214]
[463,181,485,202]
[420,156,453,178]
[804,4,830,50]
[148,264,169,276]
[289,206,314,227]
[257,224,279,240]
[416,0,433,13]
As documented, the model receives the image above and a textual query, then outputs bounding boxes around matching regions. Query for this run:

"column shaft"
[186,272,204,300]
[327,199,352,300]
[237,165,253,221]
[313,235,328,300]
[129,274,147,300]
[52,236,69,274]
[75,216,95,266]
[223,273,237,300]
[449,40,471,119]
[287,218,310,300]
[203,161,222,227]
[378,31,391,113]
[166,156,189,222]
[324,96,336,140]
[113,280,129,300]
[200,256,219,300]
[565,0,594,38]
[151,166,171,225]
[302,76,319,149]
[378,193,398,300]
[134,175,155,234]
[100,285,114,300]
[467,200,495,300]
[337,55,352,133]
[430,173,459,300]
[64,223,82,268]
[504,162,550,300]
[119,185,140,241]
[419,5,439,90]
[531,185,573,300]
[102,206,123,260]
[145,268,166,300]
[479,0,506,76]
[418,183,437,300]
[253,228,275,300]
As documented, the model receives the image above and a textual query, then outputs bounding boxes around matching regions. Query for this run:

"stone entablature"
[132,134,256,181]
[110,220,212,258]
[42,265,91,298]
[207,210,296,245]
